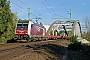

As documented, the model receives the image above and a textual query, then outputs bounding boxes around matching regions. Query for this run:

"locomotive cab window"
[16,23,28,30]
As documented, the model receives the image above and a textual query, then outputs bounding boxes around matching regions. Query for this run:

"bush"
[70,35,78,43]
[68,35,82,51]
[68,41,82,51]
[0,37,6,44]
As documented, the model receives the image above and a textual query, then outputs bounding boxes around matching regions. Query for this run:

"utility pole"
[28,8,30,20]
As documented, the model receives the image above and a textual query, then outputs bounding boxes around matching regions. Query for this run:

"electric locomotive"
[14,20,46,42]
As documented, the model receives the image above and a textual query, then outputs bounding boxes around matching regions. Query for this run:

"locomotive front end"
[14,20,29,41]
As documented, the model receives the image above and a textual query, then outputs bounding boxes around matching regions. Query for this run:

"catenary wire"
[44,0,55,15]
[19,0,47,22]
[41,0,54,18]
[59,0,68,12]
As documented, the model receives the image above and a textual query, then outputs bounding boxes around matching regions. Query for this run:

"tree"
[83,16,90,39]
[0,0,11,34]
[0,0,18,43]
[83,16,90,33]
[50,30,53,35]
[40,22,43,26]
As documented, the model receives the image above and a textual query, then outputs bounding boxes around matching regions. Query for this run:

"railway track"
[0,39,69,60]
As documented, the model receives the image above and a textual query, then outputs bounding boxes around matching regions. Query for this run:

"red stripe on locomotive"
[16,30,28,35]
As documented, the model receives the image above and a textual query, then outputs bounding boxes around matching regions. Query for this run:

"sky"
[10,0,90,26]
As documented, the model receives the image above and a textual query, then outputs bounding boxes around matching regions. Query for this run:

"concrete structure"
[44,20,89,43]
[43,24,50,32]
[46,20,77,35]
[72,21,89,43]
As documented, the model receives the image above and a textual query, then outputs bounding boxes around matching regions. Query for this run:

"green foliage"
[0,0,18,44]
[0,18,17,44]
[50,30,53,35]
[0,0,11,33]
[0,37,6,44]
[49,30,58,35]
[68,35,83,51]
[70,35,78,43]
[67,31,72,37]
[82,33,90,42]
[40,22,43,26]
[82,36,90,42]
[54,30,57,35]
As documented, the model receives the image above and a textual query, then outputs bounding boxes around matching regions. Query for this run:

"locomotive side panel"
[31,24,43,35]
[30,24,46,35]
[30,24,46,41]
